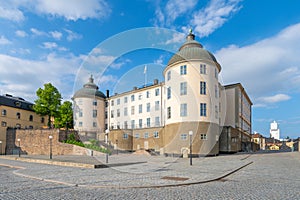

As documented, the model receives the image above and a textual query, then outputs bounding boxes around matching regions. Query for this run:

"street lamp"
[105,129,109,163]
[0,141,2,155]
[189,131,193,166]
[17,138,20,157]
[49,135,53,159]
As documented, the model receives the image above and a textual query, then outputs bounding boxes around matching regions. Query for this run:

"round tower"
[72,75,106,139]
[162,30,222,156]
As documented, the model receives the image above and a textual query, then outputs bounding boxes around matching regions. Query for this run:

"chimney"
[153,79,159,85]
[133,86,138,90]
[106,90,110,98]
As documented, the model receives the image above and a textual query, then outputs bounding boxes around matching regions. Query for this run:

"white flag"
[144,65,147,74]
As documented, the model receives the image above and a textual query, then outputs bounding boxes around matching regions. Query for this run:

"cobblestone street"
[0,152,299,199]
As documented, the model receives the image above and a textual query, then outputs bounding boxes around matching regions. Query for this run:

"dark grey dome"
[73,76,106,99]
[167,31,220,70]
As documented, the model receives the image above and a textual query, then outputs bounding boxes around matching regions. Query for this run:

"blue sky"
[0,0,300,139]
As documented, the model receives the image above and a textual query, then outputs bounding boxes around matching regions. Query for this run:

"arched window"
[1,109,6,116]
[29,115,33,121]
[41,117,45,123]
[16,112,21,119]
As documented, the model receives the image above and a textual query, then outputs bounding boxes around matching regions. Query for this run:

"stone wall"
[5,128,103,156]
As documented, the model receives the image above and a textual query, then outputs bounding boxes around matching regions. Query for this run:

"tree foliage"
[33,83,62,127]
[54,101,73,129]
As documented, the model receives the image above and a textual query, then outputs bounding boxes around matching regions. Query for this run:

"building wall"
[73,97,106,133]
[0,105,47,154]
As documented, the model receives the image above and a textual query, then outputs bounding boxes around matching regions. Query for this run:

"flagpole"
[144,65,147,87]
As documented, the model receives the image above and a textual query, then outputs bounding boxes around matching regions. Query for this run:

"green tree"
[33,83,62,128]
[54,101,73,129]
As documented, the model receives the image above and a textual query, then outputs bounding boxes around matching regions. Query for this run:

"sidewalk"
[0,153,254,188]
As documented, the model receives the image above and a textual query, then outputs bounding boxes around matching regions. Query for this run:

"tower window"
[180,103,187,117]
[200,103,207,117]
[167,87,171,99]
[180,65,187,75]
[180,82,187,95]
[167,71,171,81]
[167,107,171,119]
[200,64,206,74]
[200,81,206,95]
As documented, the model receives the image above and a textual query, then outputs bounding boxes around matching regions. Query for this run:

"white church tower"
[270,120,280,140]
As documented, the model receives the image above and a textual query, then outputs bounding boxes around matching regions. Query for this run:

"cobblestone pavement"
[0,152,299,199]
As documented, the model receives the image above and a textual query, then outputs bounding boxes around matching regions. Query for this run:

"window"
[111,100,114,106]
[16,112,21,119]
[167,71,171,81]
[93,100,97,106]
[16,124,21,129]
[29,115,33,121]
[180,82,187,95]
[93,110,97,118]
[124,107,128,116]
[111,123,114,129]
[146,103,150,112]
[138,94,142,100]
[117,98,120,105]
[215,68,218,79]
[146,91,150,98]
[180,103,187,117]
[131,120,135,129]
[200,134,207,140]
[215,85,218,98]
[155,101,160,111]
[131,106,135,115]
[200,103,207,116]
[77,99,83,105]
[124,121,128,129]
[117,109,120,117]
[200,64,206,74]
[144,132,149,139]
[1,121,7,127]
[41,117,45,123]
[105,101,108,107]
[1,109,7,116]
[200,81,206,95]
[123,133,128,139]
[139,119,142,128]
[180,133,188,140]
[124,96,128,103]
[155,88,160,96]
[167,107,171,119]
[154,131,159,138]
[93,122,97,127]
[135,133,140,139]
[155,117,160,126]
[131,95,135,102]
[180,65,187,75]
[139,104,142,113]
[79,110,83,117]
[111,110,114,118]
[167,87,171,99]
[215,105,218,119]
[79,122,83,127]
[105,111,108,119]
[146,118,150,127]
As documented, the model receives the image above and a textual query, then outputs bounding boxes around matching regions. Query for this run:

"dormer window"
[15,102,21,107]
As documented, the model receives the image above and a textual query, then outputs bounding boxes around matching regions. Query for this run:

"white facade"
[270,120,280,140]
[108,82,164,130]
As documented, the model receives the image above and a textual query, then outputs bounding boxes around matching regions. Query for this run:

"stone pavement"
[0,152,299,199]
[0,153,253,188]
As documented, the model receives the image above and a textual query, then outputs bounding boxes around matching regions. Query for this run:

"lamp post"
[0,141,2,155]
[116,139,118,155]
[105,129,109,163]
[49,135,53,159]
[17,138,20,157]
[189,131,193,166]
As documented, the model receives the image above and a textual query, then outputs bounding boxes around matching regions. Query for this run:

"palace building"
[73,31,252,156]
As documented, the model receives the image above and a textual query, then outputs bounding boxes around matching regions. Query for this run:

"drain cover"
[161,176,189,181]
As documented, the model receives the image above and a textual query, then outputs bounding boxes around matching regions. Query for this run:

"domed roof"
[167,30,220,71]
[73,75,106,99]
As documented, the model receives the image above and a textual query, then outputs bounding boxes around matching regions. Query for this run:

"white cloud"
[165,32,185,45]
[154,55,164,65]
[0,2,25,22]
[42,42,58,49]
[0,0,110,22]
[191,0,242,37]
[0,53,81,101]
[64,29,82,41]
[15,30,28,37]
[110,59,131,70]
[30,28,47,36]
[257,94,291,104]
[50,31,62,40]
[0,36,12,45]
[216,23,300,105]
